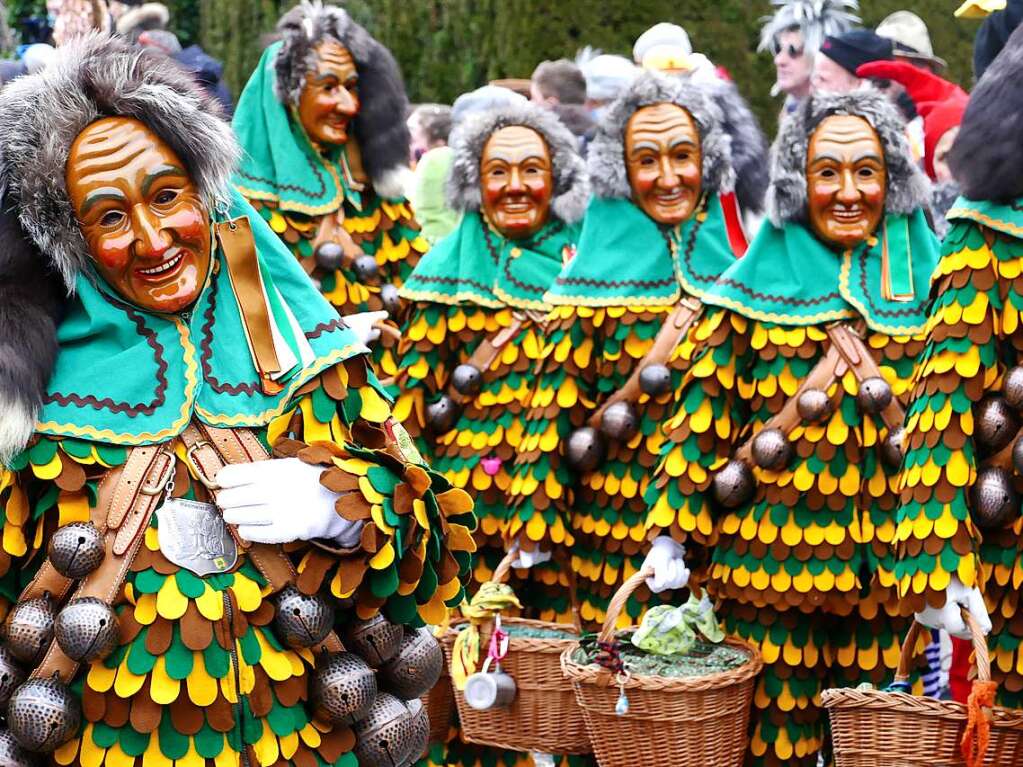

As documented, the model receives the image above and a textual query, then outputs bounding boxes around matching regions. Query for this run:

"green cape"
[544,194,736,307]
[399,211,578,310]
[37,189,365,445]
[232,42,365,215]
[704,209,940,334]
[946,196,1023,240]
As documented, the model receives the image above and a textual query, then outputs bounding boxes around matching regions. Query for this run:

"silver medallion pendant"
[156,498,238,577]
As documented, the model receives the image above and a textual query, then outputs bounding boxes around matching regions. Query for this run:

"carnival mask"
[807,114,887,250]
[298,39,360,147]
[625,103,702,226]
[480,125,553,239]
[66,117,212,314]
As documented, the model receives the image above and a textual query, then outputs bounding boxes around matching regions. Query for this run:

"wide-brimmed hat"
[876,11,948,70]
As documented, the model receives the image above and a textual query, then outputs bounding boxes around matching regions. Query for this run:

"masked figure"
[232,1,426,379]
[896,25,1023,709]
[646,91,938,766]
[507,73,740,630]
[0,35,474,767]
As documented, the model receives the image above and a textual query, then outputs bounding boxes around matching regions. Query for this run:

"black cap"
[820,30,894,76]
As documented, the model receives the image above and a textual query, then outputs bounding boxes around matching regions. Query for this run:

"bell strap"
[826,322,906,434]
[31,443,176,684]
[178,422,344,655]
[448,311,531,406]
[311,208,364,266]
[587,297,704,430]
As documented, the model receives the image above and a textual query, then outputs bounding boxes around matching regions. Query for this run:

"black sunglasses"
[773,42,805,58]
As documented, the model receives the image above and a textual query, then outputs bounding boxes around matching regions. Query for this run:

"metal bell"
[451,364,483,397]
[881,426,905,470]
[639,364,672,397]
[379,627,443,700]
[380,283,401,316]
[3,597,55,665]
[54,598,119,664]
[0,646,26,709]
[970,468,1020,531]
[0,728,37,767]
[48,522,104,580]
[750,427,793,471]
[974,397,1020,453]
[1005,365,1023,411]
[314,242,345,271]
[565,427,606,473]
[1013,436,1023,477]
[856,376,893,415]
[273,586,335,649]
[797,389,832,423]
[401,698,429,767]
[712,460,755,509]
[352,692,417,767]
[343,614,404,667]
[311,651,377,725]
[424,395,461,434]
[354,254,381,282]
[7,678,81,753]
[599,401,639,442]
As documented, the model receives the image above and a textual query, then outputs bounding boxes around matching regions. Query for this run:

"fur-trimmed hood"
[765,90,930,227]
[586,71,735,201]
[0,33,238,292]
[950,23,1023,202]
[445,103,590,226]
[272,1,410,198]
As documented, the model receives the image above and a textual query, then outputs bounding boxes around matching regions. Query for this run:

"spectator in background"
[407,103,458,245]
[876,10,948,73]
[576,49,638,123]
[530,58,595,148]
[812,29,892,94]
[633,21,719,83]
[759,0,860,114]
[137,28,234,114]
[114,1,169,41]
[50,0,111,45]
[0,41,54,86]
[451,84,526,125]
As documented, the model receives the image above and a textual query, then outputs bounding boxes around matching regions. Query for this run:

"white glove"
[915,576,992,641]
[216,458,364,546]
[342,311,388,345]
[510,545,552,569]
[642,536,690,594]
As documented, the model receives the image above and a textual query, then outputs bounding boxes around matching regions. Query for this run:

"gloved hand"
[915,576,992,641]
[342,311,388,346]
[216,458,364,546]
[510,544,552,569]
[641,536,690,594]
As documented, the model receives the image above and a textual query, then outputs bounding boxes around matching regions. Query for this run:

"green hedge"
[5,1,984,134]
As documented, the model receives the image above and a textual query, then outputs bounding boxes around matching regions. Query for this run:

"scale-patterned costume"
[233,4,427,379]
[511,75,740,628]
[646,92,939,766]
[0,37,473,767]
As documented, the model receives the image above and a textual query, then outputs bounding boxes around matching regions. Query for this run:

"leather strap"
[311,209,365,266]
[587,298,703,429]
[826,323,906,433]
[448,311,532,406]
[215,218,283,395]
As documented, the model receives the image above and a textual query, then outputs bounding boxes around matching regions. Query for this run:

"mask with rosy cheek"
[480,125,553,239]
[298,40,360,147]
[66,116,212,314]
[806,114,887,250]
[625,103,703,226]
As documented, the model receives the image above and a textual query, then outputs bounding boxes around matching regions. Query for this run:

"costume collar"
[36,190,366,445]
[704,209,940,334]
[232,42,365,216]
[544,194,736,307]
[399,212,578,310]
[946,196,1023,239]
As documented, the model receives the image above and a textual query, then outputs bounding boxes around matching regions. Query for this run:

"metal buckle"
[184,440,222,491]
[139,451,176,496]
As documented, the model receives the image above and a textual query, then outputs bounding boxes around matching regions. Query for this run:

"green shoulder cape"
[399,211,578,310]
[232,42,367,216]
[704,209,940,334]
[544,194,736,307]
[37,189,365,445]
[946,196,1023,240]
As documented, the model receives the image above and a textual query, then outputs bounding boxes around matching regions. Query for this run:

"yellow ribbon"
[450,582,521,690]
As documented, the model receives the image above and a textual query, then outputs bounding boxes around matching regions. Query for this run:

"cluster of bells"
[314,243,402,318]
[423,363,489,434]
[0,522,444,767]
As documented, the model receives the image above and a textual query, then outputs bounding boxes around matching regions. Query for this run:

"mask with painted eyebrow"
[298,40,360,147]
[480,125,553,239]
[625,103,702,226]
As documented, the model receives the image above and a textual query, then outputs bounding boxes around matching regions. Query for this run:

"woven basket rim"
[444,616,579,652]
[561,636,764,692]
[821,686,1023,728]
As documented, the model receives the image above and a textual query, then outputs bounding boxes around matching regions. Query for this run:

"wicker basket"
[422,655,454,746]
[442,549,591,754]
[823,613,1023,766]
[562,567,762,767]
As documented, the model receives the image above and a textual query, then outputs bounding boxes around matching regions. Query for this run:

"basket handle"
[895,608,989,684]
[597,566,654,643]
[491,547,518,584]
